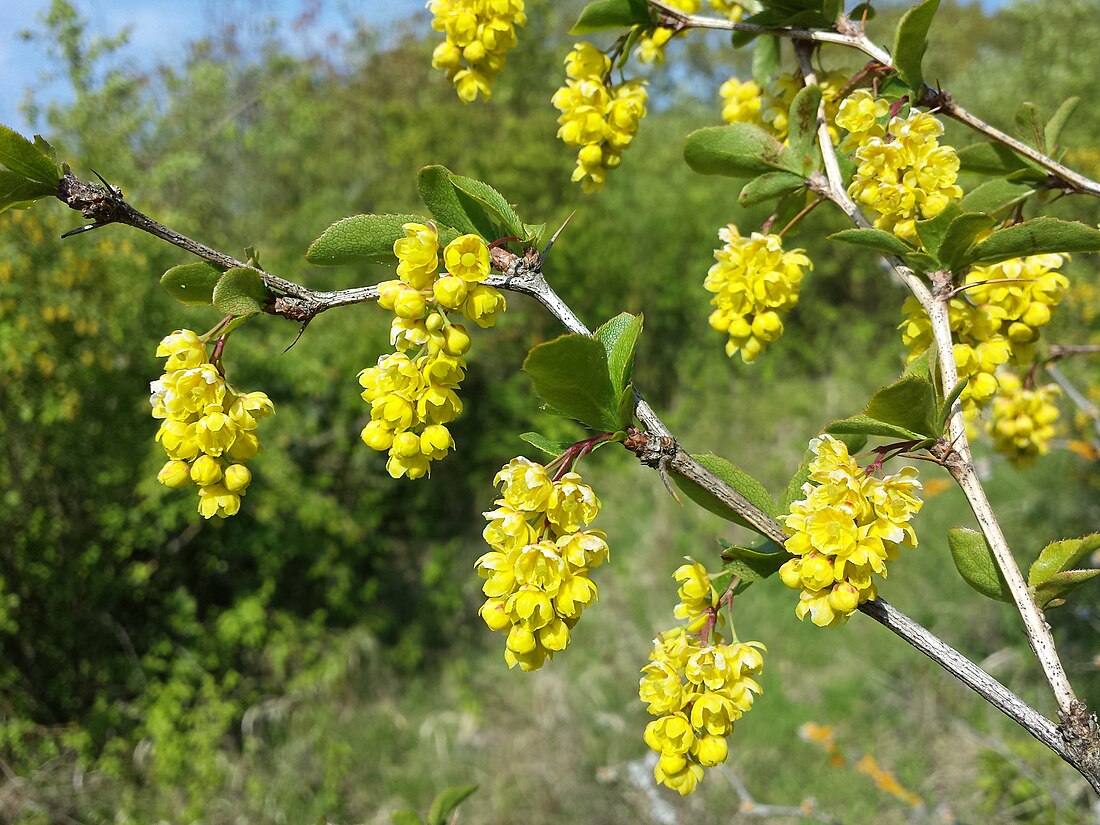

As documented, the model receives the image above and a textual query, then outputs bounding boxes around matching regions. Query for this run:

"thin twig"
[1045,363,1100,442]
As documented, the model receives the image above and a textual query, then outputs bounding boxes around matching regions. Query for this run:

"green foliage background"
[1,0,1099,822]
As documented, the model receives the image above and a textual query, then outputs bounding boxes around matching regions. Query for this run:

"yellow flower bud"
[157,460,192,489]
[377,280,403,311]
[361,419,395,451]
[223,463,252,493]
[441,324,472,356]
[190,454,223,487]
[393,286,428,320]
[433,274,469,309]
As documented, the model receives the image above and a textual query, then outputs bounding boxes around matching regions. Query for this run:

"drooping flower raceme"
[639,560,765,796]
[704,225,811,363]
[152,329,274,519]
[475,457,608,671]
[846,110,963,243]
[552,42,648,192]
[429,0,526,102]
[779,435,923,627]
[989,372,1061,466]
[361,222,506,479]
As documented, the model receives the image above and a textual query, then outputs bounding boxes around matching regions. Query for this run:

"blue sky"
[1,0,1011,136]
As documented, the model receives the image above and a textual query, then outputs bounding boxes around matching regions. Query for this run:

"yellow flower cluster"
[551,43,648,192]
[720,71,848,144]
[151,330,274,519]
[835,89,890,152]
[900,254,1067,420]
[639,561,765,796]
[704,225,811,363]
[846,110,963,242]
[429,0,526,102]
[362,223,505,479]
[475,457,608,671]
[779,435,923,627]
[989,372,1061,466]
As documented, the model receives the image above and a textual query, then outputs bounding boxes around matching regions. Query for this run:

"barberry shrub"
[4,0,1100,813]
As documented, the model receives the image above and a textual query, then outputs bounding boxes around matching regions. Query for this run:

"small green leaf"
[593,312,643,396]
[786,84,822,174]
[948,527,1012,603]
[959,180,1036,219]
[1014,102,1044,151]
[904,348,934,384]
[739,171,805,207]
[968,217,1100,266]
[937,212,996,271]
[524,222,547,248]
[306,213,437,266]
[914,203,961,259]
[417,165,494,239]
[936,377,968,433]
[448,173,526,240]
[957,141,1031,176]
[0,169,57,214]
[570,0,651,33]
[523,335,620,432]
[1028,534,1100,586]
[160,262,225,306]
[720,539,789,586]
[828,227,914,257]
[212,267,269,316]
[392,811,422,825]
[826,414,924,441]
[1033,569,1100,610]
[684,124,799,178]
[426,784,478,825]
[850,2,876,20]
[892,0,940,91]
[751,36,781,87]
[0,124,61,185]
[865,373,938,438]
[673,453,779,535]
[1044,97,1079,151]
[518,432,571,458]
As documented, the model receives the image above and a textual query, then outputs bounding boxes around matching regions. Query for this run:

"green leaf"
[1014,102,1044,151]
[826,414,924,441]
[448,173,526,240]
[786,84,822,174]
[948,527,1012,603]
[959,179,1036,219]
[0,169,57,213]
[417,165,494,239]
[936,377,968,433]
[865,373,938,439]
[306,213,430,266]
[968,217,1100,266]
[739,171,805,207]
[1028,534,1100,586]
[392,812,421,825]
[904,348,935,384]
[828,227,914,257]
[1033,569,1100,610]
[849,2,876,20]
[427,784,478,825]
[0,124,61,185]
[523,335,621,432]
[684,124,799,178]
[914,202,961,259]
[892,0,940,91]
[593,312,643,396]
[673,453,779,535]
[752,36,781,87]
[720,539,789,586]
[1044,97,1079,151]
[957,141,1031,176]
[212,267,269,317]
[518,432,571,458]
[160,262,225,306]
[937,212,997,271]
[570,0,651,33]
[524,223,547,248]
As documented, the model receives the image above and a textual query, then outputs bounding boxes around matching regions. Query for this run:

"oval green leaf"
[212,267,269,317]
[948,527,1012,603]
[684,124,798,179]
[161,261,225,306]
[967,217,1100,266]
[523,335,620,433]
[0,125,61,185]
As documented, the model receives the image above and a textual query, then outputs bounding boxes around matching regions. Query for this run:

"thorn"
[61,222,106,238]
[657,456,683,506]
[90,168,121,199]
[541,210,576,259]
[283,319,311,353]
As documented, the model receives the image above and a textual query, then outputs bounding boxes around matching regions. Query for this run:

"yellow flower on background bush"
[152,329,274,519]
[362,222,506,479]
[639,560,765,795]
[475,457,608,671]
[779,435,923,626]
[429,0,526,102]
[989,372,1061,466]
[552,42,648,192]
[705,225,811,363]
[721,71,847,145]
